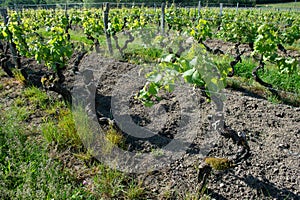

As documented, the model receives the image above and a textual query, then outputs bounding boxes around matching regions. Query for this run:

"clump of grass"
[123,47,162,63]
[204,157,234,170]
[100,123,127,155]
[260,68,300,94]
[41,109,82,149]
[23,86,49,109]
[267,94,281,104]
[45,100,67,117]
[125,180,145,199]
[4,102,31,122]
[105,124,126,149]
[0,107,94,199]
[93,165,145,199]
[93,166,125,198]
[12,69,26,85]
[234,57,257,79]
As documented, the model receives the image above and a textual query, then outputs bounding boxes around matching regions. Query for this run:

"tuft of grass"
[93,166,125,198]
[23,86,49,110]
[12,69,26,85]
[125,180,145,200]
[151,148,164,158]
[41,109,82,149]
[69,29,94,45]
[234,57,257,79]
[105,124,126,150]
[0,107,94,200]
[260,68,300,95]
[72,105,97,149]
[204,157,234,170]
[45,100,67,116]
[4,104,31,121]
[93,165,146,199]
[123,47,163,64]
[267,94,281,104]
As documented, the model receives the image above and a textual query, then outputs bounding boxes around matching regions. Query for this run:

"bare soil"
[78,53,300,199]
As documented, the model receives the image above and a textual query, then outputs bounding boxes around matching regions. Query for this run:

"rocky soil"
[74,53,300,199]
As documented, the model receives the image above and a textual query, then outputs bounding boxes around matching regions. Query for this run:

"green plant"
[234,58,257,79]
[12,69,26,84]
[7,105,31,121]
[93,166,125,198]
[267,94,281,104]
[23,86,49,109]
[137,44,226,106]
[204,157,234,170]
[0,106,94,200]
[105,124,126,150]
[14,97,26,107]
[41,109,82,149]
[124,179,145,200]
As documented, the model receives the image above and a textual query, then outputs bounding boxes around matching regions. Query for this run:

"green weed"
[69,29,94,45]
[41,109,82,149]
[105,124,127,150]
[125,179,145,200]
[12,69,26,85]
[260,68,300,94]
[267,94,281,104]
[93,166,125,198]
[123,47,162,63]
[5,104,31,121]
[0,108,94,200]
[23,86,49,110]
[234,57,257,79]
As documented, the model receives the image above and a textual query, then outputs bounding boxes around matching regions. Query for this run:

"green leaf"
[192,70,200,81]
[161,54,175,63]
[189,57,197,66]
[148,74,162,83]
[182,68,195,77]
[148,83,159,95]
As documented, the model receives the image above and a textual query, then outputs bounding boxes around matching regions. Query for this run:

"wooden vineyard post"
[198,1,201,17]
[0,8,8,24]
[236,2,239,13]
[103,3,113,55]
[161,2,165,35]
[219,3,223,17]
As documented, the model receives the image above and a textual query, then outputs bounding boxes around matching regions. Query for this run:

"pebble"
[278,143,290,149]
